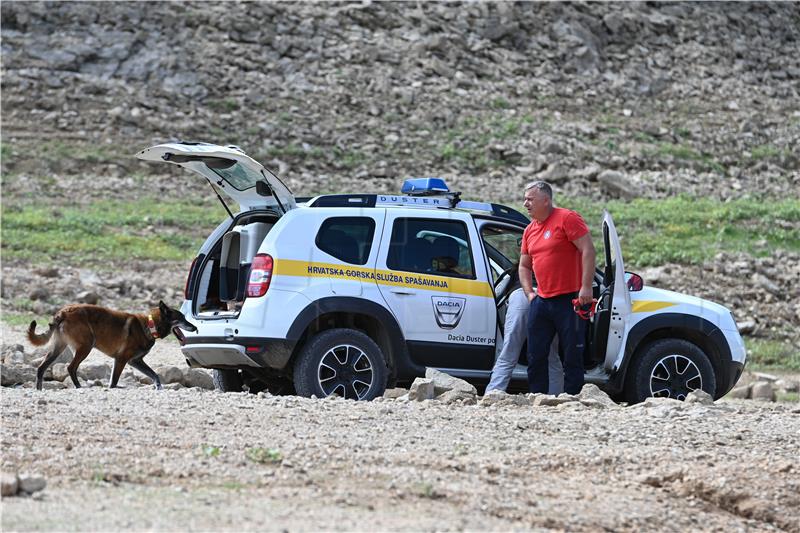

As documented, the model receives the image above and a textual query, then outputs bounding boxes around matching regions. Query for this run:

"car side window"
[387,218,475,279]
[315,217,375,265]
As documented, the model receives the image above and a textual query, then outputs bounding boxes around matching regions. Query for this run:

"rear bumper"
[181,337,295,370]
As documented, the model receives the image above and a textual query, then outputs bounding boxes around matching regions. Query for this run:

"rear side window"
[315,217,375,265]
[387,218,475,279]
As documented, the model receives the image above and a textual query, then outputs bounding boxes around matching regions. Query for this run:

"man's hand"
[518,254,535,302]
[572,233,596,306]
[578,286,593,305]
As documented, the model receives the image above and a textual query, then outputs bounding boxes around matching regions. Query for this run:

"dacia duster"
[138,142,747,403]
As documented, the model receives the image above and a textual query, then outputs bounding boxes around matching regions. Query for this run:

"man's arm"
[518,253,535,302]
[572,233,596,305]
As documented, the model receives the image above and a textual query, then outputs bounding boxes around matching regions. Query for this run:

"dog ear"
[159,300,169,313]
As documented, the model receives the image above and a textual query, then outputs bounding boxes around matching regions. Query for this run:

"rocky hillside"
[1,2,799,344]
[2,1,798,201]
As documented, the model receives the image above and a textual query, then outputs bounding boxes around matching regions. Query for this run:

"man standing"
[519,181,595,395]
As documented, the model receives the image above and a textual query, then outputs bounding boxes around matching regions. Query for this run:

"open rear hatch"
[136,142,296,213]
[137,142,292,319]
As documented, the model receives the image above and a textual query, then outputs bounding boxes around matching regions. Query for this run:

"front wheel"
[625,339,716,404]
[293,328,388,401]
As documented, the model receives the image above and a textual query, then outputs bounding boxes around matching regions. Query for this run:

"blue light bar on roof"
[401,178,450,196]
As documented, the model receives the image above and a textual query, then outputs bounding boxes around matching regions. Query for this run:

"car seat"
[431,235,461,274]
[406,237,435,272]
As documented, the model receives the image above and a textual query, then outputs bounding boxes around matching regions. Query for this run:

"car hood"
[632,285,733,328]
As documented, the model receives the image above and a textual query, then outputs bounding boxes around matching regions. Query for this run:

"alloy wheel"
[649,354,703,400]
[317,344,374,400]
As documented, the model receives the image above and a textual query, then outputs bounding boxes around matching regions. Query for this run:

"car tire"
[626,338,716,404]
[212,369,244,392]
[293,328,388,401]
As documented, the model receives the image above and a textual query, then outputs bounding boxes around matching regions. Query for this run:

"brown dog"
[27,301,197,390]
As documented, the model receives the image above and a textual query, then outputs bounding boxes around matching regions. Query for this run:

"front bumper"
[181,337,296,370]
[720,360,746,397]
[717,327,747,396]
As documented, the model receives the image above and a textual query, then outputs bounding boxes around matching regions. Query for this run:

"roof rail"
[305,194,528,224]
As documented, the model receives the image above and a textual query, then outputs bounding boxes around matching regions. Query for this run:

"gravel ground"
[2,385,799,532]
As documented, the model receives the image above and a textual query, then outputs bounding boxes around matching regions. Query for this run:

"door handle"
[390,289,413,295]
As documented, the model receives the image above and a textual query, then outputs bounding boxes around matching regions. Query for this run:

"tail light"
[184,257,198,299]
[247,254,273,297]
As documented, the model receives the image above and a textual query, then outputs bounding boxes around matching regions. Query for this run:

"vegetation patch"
[647,142,725,174]
[559,196,800,268]
[206,98,240,113]
[490,97,511,110]
[332,147,367,169]
[245,447,283,464]
[200,444,222,458]
[749,144,791,161]
[0,311,49,327]
[438,114,532,171]
[4,140,125,170]
[1,197,218,263]
[744,338,800,372]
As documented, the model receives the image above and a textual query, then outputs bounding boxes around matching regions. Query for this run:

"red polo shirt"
[521,207,589,298]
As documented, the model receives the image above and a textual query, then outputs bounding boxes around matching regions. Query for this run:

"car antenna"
[205,177,234,219]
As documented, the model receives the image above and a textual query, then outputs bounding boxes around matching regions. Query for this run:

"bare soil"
[2,385,799,532]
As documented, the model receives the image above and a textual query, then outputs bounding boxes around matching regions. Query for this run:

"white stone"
[17,474,46,494]
[157,366,184,385]
[751,381,775,402]
[425,368,477,396]
[408,378,435,401]
[79,363,111,381]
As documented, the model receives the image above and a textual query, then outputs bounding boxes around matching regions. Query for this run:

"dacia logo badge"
[431,296,466,329]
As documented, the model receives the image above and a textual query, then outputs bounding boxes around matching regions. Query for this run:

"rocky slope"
[1,1,798,201]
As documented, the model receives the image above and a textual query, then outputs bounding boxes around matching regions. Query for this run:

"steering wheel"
[494,265,516,290]
[494,265,520,310]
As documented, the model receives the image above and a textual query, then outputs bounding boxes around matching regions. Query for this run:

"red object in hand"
[572,298,598,320]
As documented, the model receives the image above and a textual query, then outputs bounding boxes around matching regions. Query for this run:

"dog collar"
[147,314,159,339]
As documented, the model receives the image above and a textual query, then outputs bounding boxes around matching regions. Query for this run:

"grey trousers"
[486,288,564,395]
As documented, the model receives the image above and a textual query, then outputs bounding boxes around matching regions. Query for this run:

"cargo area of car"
[192,212,279,318]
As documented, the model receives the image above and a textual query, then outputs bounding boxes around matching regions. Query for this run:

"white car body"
[138,142,747,401]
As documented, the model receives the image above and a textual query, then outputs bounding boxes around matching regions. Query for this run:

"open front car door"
[601,211,632,372]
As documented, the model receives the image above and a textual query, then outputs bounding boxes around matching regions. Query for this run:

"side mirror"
[626,272,644,292]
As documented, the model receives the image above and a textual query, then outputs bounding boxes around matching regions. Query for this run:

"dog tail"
[27,320,55,346]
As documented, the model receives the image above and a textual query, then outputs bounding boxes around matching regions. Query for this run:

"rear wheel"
[212,369,244,392]
[293,328,388,401]
[626,339,716,404]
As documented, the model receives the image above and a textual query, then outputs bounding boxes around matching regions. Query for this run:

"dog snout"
[179,319,198,332]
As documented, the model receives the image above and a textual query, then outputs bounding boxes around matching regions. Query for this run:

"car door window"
[480,225,523,283]
[387,218,475,278]
[315,217,375,265]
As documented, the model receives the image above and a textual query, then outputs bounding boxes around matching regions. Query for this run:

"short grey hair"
[524,181,553,200]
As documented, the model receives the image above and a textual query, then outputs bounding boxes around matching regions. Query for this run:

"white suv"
[138,142,747,402]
